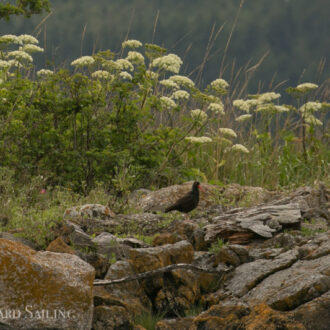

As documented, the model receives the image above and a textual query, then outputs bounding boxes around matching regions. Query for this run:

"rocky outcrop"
[2,182,329,329]
[0,238,95,330]
[133,182,275,212]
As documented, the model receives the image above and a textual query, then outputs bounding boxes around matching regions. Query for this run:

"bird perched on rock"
[165,181,204,214]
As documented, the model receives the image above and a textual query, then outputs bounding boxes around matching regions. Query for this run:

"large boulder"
[0,239,95,330]
[64,203,115,220]
[133,182,275,212]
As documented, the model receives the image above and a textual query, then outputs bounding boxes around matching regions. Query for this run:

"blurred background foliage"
[1,0,329,93]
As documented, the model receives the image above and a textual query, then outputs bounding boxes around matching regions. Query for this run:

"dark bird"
[165,181,204,214]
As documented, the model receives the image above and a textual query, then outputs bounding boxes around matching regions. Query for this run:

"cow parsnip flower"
[71,56,95,67]
[233,99,250,112]
[152,54,183,73]
[126,51,144,64]
[0,34,22,44]
[210,78,229,89]
[119,71,132,80]
[116,59,134,72]
[122,39,142,48]
[236,114,252,122]
[304,114,323,126]
[171,90,190,100]
[185,136,212,143]
[231,144,249,154]
[274,105,290,113]
[191,109,208,123]
[18,34,39,45]
[208,102,225,114]
[257,92,281,103]
[218,128,237,139]
[20,44,44,53]
[160,79,179,89]
[160,96,176,109]
[7,50,33,63]
[8,59,22,67]
[169,75,195,89]
[92,70,112,80]
[37,69,54,77]
[102,60,121,71]
[296,83,318,92]
[300,101,322,113]
[0,60,11,69]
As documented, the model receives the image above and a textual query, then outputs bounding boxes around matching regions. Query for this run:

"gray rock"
[92,232,131,259]
[64,203,115,220]
[243,254,330,310]
[225,249,299,297]
[68,221,95,250]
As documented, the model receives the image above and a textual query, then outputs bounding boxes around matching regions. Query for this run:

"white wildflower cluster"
[119,71,132,80]
[234,93,283,114]
[296,82,318,93]
[126,51,144,64]
[274,105,290,113]
[71,56,95,67]
[146,70,158,80]
[19,44,44,53]
[171,90,190,101]
[300,102,323,126]
[92,70,112,80]
[185,136,212,144]
[190,109,208,123]
[102,60,121,71]
[0,34,22,44]
[18,34,39,45]
[37,69,54,78]
[7,50,33,63]
[231,144,249,154]
[304,115,323,126]
[257,92,281,103]
[122,39,142,48]
[0,60,11,69]
[255,103,275,113]
[169,75,195,89]
[115,59,134,71]
[236,114,252,122]
[218,128,237,139]
[233,99,257,112]
[208,102,225,114]
[160,79,179,89]
[160,96,176,110]
[300,101,322,114]
[152,54,183,73]
[210,78,229,90]
[7,60,21,67]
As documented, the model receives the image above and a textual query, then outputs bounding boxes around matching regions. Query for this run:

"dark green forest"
[1,0,329,92]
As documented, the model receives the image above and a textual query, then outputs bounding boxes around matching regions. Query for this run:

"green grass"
[209,238,227,253]
[134,310,166,330]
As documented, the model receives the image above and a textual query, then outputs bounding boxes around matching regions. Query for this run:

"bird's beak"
[198,185,205,192]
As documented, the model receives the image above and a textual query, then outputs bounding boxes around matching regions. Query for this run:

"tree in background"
[0,0,49,20]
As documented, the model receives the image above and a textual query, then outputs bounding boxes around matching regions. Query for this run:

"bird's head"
[193,181,205,192]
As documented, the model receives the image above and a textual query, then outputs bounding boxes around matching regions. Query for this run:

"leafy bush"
[0,33,329,195]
